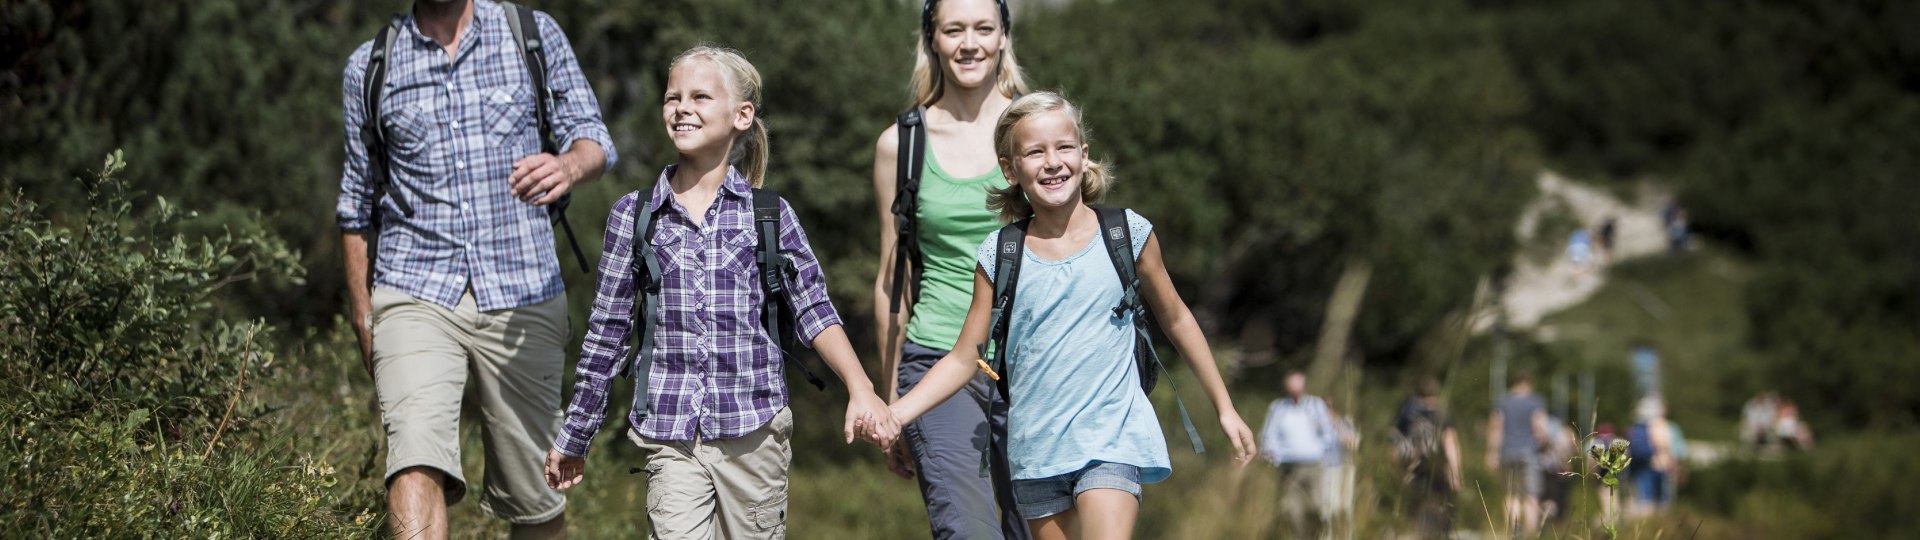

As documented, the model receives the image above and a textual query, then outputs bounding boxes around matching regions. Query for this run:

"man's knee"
[391,466,447,494]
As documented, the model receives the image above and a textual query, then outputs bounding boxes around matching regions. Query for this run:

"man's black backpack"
[979,207,1206,453]
[359,2,591,272]
[620,189,826,422]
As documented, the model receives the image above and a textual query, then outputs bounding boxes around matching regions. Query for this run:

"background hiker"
[1259,371,1337,539]
[1486,369,1550,537]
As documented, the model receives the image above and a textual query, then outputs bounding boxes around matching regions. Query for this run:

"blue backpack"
[1628,421,1656,461]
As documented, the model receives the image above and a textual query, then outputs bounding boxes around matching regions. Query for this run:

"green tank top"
[904,148,1003,350]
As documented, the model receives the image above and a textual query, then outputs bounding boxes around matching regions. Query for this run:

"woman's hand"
[544,448,586,490]
[1219,410,1259,466]
[884,439,918,479]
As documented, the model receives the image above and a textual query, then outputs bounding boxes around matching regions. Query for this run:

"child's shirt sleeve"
[554,192,643,457]
[975,229,1004,283]
[776,197,843,346]
[1125,209,1153,258]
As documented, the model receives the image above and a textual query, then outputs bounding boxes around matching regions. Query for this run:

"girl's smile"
[661,60,750,156]
[1005,109,1087,210]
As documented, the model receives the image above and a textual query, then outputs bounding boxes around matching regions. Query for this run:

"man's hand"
[341,230,376,378]
[545,448,586,490]
[510,152,583,206]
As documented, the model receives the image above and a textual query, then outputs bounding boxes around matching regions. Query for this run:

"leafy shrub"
[0,152,371,537]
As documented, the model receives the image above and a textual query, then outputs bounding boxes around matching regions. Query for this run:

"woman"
[871,0,1031,537]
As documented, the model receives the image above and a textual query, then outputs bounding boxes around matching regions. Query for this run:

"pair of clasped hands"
[845,398,904,451]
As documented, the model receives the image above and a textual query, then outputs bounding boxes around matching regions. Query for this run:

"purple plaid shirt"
[554,166,842,455]
[336,0,618,311]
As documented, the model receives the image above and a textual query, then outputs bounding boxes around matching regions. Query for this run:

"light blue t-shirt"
[976,210,1171,483]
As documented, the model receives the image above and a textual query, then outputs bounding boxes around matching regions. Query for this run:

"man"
[1260,371,1337,539]
[1487,370,1551,537]
[337,1,615,537]
[1392,378,1459,539]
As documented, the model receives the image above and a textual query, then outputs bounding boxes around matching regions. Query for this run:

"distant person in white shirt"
[1260,371,1337,539]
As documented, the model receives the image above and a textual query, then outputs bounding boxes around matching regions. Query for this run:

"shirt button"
[446,83,455,92]
[451,120,461,130]
[459,202,470,211]
[456,160,467,170]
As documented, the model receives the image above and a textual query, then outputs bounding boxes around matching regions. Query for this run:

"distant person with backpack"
[1392,378,1460,539]
[540,46,898,539]
[870,0,1035,537]
[335,1,614,536]
[1259,371,1338,539]
[873,92,1258,539]
[1626,397,1676,516]
[1487,369,1550,536]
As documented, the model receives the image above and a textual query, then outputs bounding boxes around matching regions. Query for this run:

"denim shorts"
[1011,462,1143,520]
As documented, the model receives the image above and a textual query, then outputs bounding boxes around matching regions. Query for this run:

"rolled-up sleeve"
[337,43,376,232]
[776,198,843,346]
[554,193,643,457]
[534,12,617,171]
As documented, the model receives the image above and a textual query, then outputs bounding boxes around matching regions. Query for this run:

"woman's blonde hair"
[671,45,770,187]
[986,92,1113,223]
[909,0,1030,107]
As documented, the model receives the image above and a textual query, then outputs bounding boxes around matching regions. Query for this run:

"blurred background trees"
[4,0,1915,536]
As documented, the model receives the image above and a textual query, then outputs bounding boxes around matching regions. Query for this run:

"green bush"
[1684,435,1920,538]
[0,152,371,537]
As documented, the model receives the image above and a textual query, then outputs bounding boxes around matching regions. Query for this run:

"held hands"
[544,448,586,491]
[1219,411,1260,466]
[510,152,580,206]
[845,392,901,449]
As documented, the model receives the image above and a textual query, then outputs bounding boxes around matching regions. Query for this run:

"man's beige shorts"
[630,408,793,539]
[371,287,567,524]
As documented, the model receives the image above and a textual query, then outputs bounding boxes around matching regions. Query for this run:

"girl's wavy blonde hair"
[986,92,1113,223]
[909,0,1030,107]
[671,45,770,187]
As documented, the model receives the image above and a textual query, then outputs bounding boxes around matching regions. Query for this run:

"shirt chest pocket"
[484,86,532,147]
[648,226,688,277]
[383,102,435,156]
[718,228,761,278]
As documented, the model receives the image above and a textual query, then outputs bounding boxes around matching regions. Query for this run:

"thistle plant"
[1588,439,1633,539]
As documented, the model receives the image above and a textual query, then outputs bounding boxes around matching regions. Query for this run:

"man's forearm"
[561,140,607,186]
[342,230,373,322]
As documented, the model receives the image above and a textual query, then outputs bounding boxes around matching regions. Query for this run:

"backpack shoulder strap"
[625,195,665,419]
[361,16,416,218]
[502,2,556,154]
[978,219,1029,381]
[503,2,592,272]
[1095,207,1206,454]
[888,107,929,314]
[753,189,827,391]
[1095,207,1140,316]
